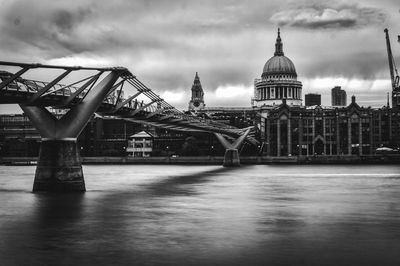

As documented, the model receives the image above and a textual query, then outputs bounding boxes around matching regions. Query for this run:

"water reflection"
[34,193,85,223]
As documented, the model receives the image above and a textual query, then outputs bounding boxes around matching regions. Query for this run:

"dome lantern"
[274,28,284,56]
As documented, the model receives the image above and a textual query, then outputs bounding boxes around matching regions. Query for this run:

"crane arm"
[384,28,397,90]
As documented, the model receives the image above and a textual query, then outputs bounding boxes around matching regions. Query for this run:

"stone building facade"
[261,97,400,156]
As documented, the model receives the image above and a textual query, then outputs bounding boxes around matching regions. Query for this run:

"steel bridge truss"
[0,61,257,144]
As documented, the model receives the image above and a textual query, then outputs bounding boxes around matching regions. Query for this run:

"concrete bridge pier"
[34,139,84,191]
[20,71,121,192]
[223,149,240,167]
[214,127,251,167]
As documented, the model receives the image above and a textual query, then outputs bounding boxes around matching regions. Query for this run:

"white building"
[127,131,153,157]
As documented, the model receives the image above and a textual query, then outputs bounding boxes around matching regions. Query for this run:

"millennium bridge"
[0,61,257,192]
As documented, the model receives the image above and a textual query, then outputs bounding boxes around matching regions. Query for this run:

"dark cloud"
[1,1,88,56]
[0,0,121,57]
[0,0,398,109]
[52,8,92,33]
[270,1,386,29]
[298,51,396,80]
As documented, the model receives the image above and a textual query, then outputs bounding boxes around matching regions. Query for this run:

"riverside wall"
[1,155,399,165]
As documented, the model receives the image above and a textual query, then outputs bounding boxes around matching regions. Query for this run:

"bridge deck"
[0,61,258,145]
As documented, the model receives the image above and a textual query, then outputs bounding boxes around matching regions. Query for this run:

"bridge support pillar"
[214,127,251,168]
[19,71,122,192]
[223,149,240,167]
[34,139,85,192]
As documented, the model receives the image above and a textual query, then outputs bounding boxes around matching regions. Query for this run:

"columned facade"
[253,29,302,107]
[262,96,397,157]
[277,119,281,157]
[287,116,292,155]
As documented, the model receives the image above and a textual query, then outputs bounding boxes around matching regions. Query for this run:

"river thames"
[0,164,400,265]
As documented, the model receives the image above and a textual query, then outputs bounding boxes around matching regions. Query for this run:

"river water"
[0,164,400,265]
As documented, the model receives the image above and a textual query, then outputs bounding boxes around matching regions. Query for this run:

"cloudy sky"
[0,0,399,113]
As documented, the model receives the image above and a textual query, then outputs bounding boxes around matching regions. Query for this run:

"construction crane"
[384,28,400,107]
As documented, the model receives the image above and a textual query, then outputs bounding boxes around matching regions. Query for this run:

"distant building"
[0,114,40,156]
[0,113,224,157]
[127,131,153,157]
[392,79,400,108]
[188,72,205,111]
[305,93,321,106]
[252,30,400,156]
[0,114,143,157]
[260,96,400,156]
[253,29,303,107]
[331,86,347,106]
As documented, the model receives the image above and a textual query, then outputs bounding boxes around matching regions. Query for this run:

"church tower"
[188,72,205,111]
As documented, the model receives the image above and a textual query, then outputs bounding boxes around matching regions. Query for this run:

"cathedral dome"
[253,28,303,108]
[261,29,297,79]
[263,55,296,76]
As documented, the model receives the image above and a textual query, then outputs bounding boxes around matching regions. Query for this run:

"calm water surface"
[0,164,400,265]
